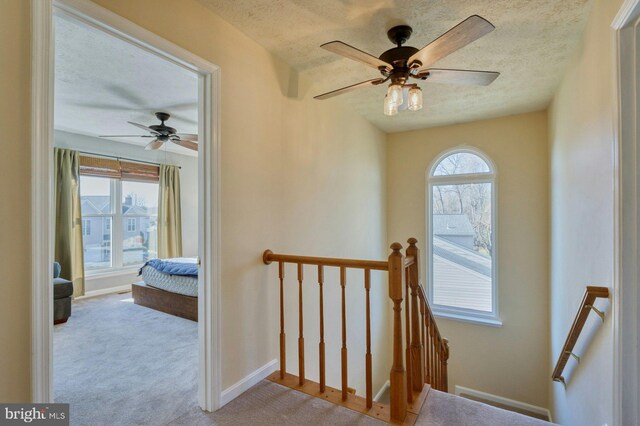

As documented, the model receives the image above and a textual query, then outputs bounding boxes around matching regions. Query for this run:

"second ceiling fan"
[315,15,500,115]
[100,112,198,152]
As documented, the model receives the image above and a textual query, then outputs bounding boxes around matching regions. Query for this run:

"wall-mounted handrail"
[551,286,609,385]
[263,238,449,424]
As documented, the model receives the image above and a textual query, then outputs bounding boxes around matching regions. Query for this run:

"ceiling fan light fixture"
[408,85,423,111]
[384,95,398,116]
[386,83,403,106]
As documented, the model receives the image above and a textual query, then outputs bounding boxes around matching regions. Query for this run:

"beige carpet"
[55,292,552,426]
[171,381,553,426]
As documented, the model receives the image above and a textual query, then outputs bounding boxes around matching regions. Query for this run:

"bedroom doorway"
[31,0,222,417]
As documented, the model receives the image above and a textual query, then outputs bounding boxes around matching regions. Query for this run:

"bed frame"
[132,282,198,322]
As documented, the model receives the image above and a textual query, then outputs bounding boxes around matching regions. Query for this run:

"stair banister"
[263,238,449,424]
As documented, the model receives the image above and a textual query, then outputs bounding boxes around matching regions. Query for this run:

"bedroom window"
[427,148,500,326]
[79,159,159,273]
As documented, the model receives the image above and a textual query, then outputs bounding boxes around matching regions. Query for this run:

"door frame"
[31,0,223,411]
[612,1,640,425]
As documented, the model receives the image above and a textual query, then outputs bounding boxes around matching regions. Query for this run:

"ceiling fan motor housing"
[379,26,421,84]
[379,46,419,83]
[150,111,177,135]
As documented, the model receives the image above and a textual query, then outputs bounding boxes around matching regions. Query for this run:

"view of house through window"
[428,150,497,321]
[80,176,158,272]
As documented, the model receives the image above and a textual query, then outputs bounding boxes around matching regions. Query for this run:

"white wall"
[54,130,198,293]
[548,0,623,424]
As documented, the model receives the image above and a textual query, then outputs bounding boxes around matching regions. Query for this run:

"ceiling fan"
[99,112,198,151]
[315,15,500,116]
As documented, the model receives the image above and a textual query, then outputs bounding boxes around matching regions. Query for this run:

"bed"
[133,257,198,321]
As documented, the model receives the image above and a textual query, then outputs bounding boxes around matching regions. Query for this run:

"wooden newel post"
[407,238,424,392]
[388,242,407,422]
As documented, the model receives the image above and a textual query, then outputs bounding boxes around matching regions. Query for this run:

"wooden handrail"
[263,239,449,424]
[263,250,389,271]
[551,286,609,385]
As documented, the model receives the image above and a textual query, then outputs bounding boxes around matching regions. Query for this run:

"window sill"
[85,267,141,280]
[433,310,503,328]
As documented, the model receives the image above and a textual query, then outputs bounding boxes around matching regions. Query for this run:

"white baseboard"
[454,385,552,422]
[373,380,390,402]
[75,284,132,300]
[220,359,279,407]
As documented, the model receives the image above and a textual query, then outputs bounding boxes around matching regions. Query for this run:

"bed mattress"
[141,262,198,297]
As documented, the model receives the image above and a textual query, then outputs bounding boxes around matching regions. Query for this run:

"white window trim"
[426,146,500,326]
[81,176,157,274]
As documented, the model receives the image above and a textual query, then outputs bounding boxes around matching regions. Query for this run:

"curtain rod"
[77,151,181,169]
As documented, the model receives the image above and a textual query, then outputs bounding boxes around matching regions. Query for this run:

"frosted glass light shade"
[408,86,423,111]
[386,84,403,106]
[384,95,398,116]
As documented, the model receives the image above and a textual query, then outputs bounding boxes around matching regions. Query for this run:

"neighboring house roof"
[433,236,491,277]
[433,214,474,237]
[123,205,155,215]
[432,235,493,312]
[81,195,156,215]
[81,195,110,214]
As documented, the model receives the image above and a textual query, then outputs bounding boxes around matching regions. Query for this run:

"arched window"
[427,148,500,325]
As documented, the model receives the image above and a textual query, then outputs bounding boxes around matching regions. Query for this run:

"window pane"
[433,152,491,176]
[82,216,112,270]
[122,181,158,216]
[432,182,492,312]
[122,216,157,266]
[122,181,158,266]
[80,175,111,213]
[80,176,113,271]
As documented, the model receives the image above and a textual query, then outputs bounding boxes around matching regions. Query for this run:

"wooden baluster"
[431,322,437,388]
[420,296,426,384]
[365,269,373,409]
[279,262,286,379]
[434,334,441,390]
[388,243,407,421]
[442,338,449,392]
[407,239,424,392]
[298,263,305,386]
[340,266,348,401]
[425,311,431,385]
[318,265,326,393]
[404,268,413,403]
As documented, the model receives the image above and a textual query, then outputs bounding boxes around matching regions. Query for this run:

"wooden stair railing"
[551,286,609,386]
[263,238,449,424]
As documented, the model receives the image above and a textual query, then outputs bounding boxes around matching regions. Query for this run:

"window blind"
[79,155,160,182]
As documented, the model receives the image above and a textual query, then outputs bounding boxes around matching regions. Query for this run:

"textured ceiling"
[200,0,592,132]
[54,14,199,155]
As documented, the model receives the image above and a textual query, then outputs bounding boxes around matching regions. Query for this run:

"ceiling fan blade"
[314,78,385,100]
[128,121,157,133]
[408,15,495,71]
[419,68,500,86]
[171,138,198,151]
[176,133,198,141]
[98,134,154,138]
[321,41,392,71]
[145,139,164,150]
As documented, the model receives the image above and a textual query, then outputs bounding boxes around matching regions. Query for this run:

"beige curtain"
[158,164,183,258]
[54,148,85,297]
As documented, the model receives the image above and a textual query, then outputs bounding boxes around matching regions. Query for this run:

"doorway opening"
[31,0,222,418]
